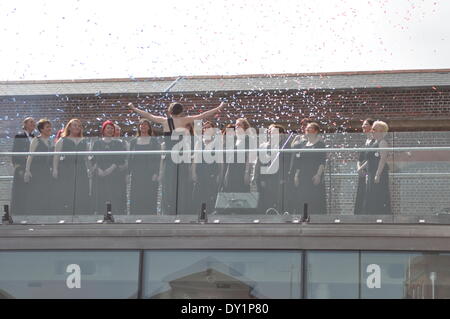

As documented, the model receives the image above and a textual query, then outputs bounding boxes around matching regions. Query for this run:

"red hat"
[101,120,115,136]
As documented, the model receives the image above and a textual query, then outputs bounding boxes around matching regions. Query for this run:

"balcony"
[0,131,449,224]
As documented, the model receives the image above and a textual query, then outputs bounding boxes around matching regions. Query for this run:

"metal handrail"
[1,145,450,156]
[1,172,449,181]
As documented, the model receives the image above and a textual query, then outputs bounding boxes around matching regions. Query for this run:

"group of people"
[9,101,392,217]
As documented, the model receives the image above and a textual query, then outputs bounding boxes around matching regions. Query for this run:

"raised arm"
[128,102,166,124]
[186,102,226,121]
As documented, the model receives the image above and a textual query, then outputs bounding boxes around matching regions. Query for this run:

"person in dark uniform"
[10,117,36,215]
[90,121,127,215]
[254,124,289,214]
[128,101,226,215]
[128,119,160,214]
[363,121,392,215]
[176,123,196,215]
[216,124,234,194]
[24,119,54,215]
[285,118,314,214]
[292,122,327,215]
[192,121,222,215]
[114,124,128,215]
[52,119,91,215]
[353,118,375,215]
[222,118,254,193]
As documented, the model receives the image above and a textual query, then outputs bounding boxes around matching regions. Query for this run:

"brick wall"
[1,87,450,139]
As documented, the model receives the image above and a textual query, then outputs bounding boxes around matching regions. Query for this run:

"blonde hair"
[372,120,389,132]
[236,118,250,131]
[62,119,83,138]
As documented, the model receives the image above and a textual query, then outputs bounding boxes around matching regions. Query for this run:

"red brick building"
[1,69,450,137]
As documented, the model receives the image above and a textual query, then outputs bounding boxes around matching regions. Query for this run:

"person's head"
[23,117,36,133]
[300,118,314,133]
[62,119,83,138]
[137,119,153,137]
[372,120,389,140]
[362,118,375,134]
[37,119,52,137]
[222,123,235,136]
[168,102,184,116]
[235,118,250,135]
[202,121,216,136]
[305,122,321,137]
[268,124,286,135]
[101,120,115,138]
[114,124,121,137]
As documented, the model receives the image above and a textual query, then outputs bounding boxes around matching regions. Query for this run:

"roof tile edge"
[2,68,450,85]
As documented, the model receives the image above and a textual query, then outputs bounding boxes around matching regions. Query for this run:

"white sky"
[1,0,449,81]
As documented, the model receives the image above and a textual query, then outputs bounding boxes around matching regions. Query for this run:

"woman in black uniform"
[292,122,327,215]
[353,118,375,215]
[176,123,196,215]
[363,121,392,215]
[254,124,289,214]
[223,118,253,193]
[24,119,54,215]
[53,118,91,215]
[91,120,127,215]
[192,121,221,214]
[285,118,313,214]
[11,117,35,215]
[128,119,160,215]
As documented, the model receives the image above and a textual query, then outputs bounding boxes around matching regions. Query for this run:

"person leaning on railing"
[362,120,392,215]
[24,119,54,215]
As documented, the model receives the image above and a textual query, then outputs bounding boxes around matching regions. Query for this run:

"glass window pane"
[361,252,420,299]
[0,251,139,299]
[306,251,359,299]
[143,250,301,299]
[361,252,450,299]
[405,253,450,299]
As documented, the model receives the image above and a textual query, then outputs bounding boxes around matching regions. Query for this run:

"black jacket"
[12,132,33,168]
